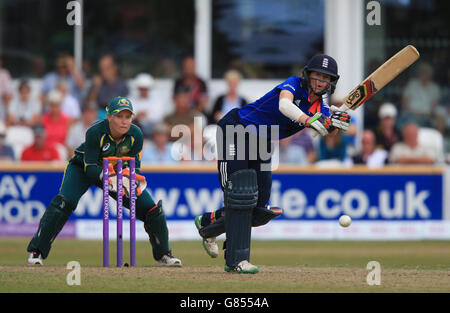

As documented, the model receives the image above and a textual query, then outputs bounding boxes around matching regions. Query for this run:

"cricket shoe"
[157,253,182,267]
[27,251,43,265]
[224,260,259,274]
[194,215,219,258]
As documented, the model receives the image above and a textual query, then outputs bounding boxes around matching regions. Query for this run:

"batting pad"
[224,169,258,268]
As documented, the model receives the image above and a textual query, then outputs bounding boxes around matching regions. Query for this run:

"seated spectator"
[56,81,81,122]
[401,62,440,128]
[41,53,85,105]
[346,129,387,168]
[88,54,129,120]
[164,86,198,141]
[41,90,71,146]
[317,132,350,163]
[209,69,247,124]
[275,136,308,165]
[375,102,401,152]
[7,80,41,128]
[389,122,436,165]
[173,56,208,114]
[0,122,15,161]
[66,102,98,158]
[0,56,13,123]
[173,122,207,163]
[131,73,167,136]
[141,123,176,164]
[289,130,317,164]
[21,124,60,162]
[329,96,358,152]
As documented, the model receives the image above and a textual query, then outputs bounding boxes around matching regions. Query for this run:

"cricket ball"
[339,215,352,228]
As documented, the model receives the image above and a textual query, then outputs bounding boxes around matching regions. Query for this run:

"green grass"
[0,238,449,293]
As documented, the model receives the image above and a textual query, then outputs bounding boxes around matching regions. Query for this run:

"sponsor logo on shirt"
[283,84,295,92]
[102,143,110,151]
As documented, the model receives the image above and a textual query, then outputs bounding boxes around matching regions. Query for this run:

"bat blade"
[343,45,420,111]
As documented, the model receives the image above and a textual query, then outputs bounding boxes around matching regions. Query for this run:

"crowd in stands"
[0,52,448,166]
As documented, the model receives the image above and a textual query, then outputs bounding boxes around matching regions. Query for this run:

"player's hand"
[330,112,351,132]
[305,113,332,136]
[100,164,119,193]
[122,168,147,197]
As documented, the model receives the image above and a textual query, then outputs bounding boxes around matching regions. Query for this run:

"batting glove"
[330,112,351,132]
[305,112,332,136]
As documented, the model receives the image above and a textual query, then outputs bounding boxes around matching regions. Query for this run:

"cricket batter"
[27,96,182,267]
[195,54,351,273]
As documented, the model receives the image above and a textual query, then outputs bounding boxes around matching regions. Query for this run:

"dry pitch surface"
[0,238,449,293]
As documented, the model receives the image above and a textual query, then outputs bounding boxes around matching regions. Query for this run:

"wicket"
[102,156,136,267]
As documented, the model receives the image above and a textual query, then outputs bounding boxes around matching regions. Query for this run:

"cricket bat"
[319,45,420,137]
[339,45,420,112]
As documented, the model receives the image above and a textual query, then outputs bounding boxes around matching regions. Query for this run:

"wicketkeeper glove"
[121,168,147,197]
[100,163,119,193]
[305,112,332,136]
[330,111,351,132]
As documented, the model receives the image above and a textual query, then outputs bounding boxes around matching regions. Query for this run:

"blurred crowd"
[0,52,448,166]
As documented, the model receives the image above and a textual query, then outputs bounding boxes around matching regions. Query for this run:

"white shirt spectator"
[389,142,437,164]
[61,93,81,120]
[8,96,42,125]
[403,78,440,115]
[0,68,12,99]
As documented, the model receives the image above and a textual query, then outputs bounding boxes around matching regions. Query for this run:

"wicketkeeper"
[195,54,351,273]
[27,96,182,267]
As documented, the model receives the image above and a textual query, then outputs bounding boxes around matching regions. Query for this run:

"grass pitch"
[0,238,449,293]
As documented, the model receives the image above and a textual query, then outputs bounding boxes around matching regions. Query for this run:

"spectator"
[21,124,60,162]
[329,96,358,146]
[209,69,247,124]
[275,136,308,165]
[401,62,440,128]
[141,123,176,164]
[289,130,317,164]
[56,81,81,122]
[65,102,98,158]
[41,90,71,146]
[131,73,167,136]
[0,56,13,123]
[41,53,85,105]
[389,122,436,165]
[346,129,387,168]
[7,80,41,127]
[88,54,129,120]
[173,56,208,114]
[375,102,401,152]
[153,57,179,79]
[164,85,198,141]
[0,122,15,161]
[317,132,350,163]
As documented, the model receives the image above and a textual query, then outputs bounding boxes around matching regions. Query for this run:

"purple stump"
[116,159,123,267]
[102,158,110,267]
[129,158,136,267]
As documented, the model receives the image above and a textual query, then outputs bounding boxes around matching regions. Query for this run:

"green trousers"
[27,161,171,261]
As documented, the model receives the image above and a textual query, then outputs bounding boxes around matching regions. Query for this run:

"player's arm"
[83,128,103,184]
[278,90,331,136]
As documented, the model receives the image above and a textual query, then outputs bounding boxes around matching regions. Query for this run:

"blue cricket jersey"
[238,76,331,139]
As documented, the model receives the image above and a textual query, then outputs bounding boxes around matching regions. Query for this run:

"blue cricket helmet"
[302,54,340,95]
